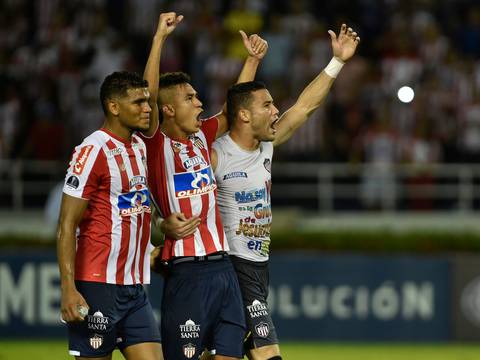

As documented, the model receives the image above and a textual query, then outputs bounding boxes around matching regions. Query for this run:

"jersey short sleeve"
[63,142,105,200]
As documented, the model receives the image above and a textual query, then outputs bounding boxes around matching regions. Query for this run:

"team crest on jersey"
[190,136,204,150]
[172,141,183,153]
[118,189,151,216]
[255,322,270,338]
[263,158,271,173]
[73,145,94,175]
[183,343,196,358]
[173,167,216,198]
[89,334,103,349]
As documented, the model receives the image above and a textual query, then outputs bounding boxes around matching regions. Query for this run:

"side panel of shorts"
[231,256,279,349]
[67,281,160,357]
[161,257,246,360]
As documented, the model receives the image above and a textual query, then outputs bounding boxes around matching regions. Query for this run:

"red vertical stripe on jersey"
[76,150,111,283]
[106,140,130,285]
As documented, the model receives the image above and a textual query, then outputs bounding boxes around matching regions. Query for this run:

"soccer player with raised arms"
[211,24,360,360]
[141,11,268,360]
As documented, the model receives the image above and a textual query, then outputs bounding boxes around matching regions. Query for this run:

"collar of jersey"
[100,128,134,146]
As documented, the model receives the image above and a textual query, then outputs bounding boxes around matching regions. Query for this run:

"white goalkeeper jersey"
[213,134,273,262]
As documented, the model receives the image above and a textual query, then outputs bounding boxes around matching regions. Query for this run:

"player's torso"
[158,130,227,257]
[64,130,152,285]
[213,135,273,262]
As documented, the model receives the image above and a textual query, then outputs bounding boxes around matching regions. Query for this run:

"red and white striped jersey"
[63,129,153,285]
[141,117,228,261]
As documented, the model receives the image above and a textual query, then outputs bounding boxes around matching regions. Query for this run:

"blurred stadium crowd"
[1,0,480,167]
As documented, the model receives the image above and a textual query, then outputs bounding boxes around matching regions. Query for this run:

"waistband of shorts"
[169,251,228,266]
[230,255,269,268]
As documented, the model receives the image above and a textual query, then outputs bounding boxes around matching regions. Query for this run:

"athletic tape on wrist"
[324,57,344,78]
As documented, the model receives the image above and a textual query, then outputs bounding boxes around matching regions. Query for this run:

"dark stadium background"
[2,0,480,356]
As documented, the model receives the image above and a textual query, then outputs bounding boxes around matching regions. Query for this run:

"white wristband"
[324,57,344,78]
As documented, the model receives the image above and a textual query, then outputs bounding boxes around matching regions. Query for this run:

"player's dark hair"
[159,72,191,94]
[226,81,266,126]
[100,71,148,115]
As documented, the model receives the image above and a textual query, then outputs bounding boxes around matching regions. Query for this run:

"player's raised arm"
[215,31,269,138]
[273,23,360,147]
[57,194,89,322]
[142,12,183,137]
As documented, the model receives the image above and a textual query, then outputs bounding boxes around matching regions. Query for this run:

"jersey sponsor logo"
[183,343,196,358]
[73,145,93,175]
[235,188,267,204]
[183,156,206,170]
[255,322,270,338]
[179,319,201,339]
[118,189,151,216]
[87,311,109,331]
[254,203,272,219]
[223,171,248,180]
[247,299,269,319]
[236,217,271,239]
[174,167,216,198]
[66,175,80,189]
[106,147,124,157]
[129,175,147,189]
[263,158,271,173]
[89,334,103,349]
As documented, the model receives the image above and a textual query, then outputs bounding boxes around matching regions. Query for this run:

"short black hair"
[226,81,267,126]
[159,72,191,96]
[100,71,148,115]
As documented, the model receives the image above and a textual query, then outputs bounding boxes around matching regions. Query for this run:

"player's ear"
[162,104,175,117]
[239,109,250,123]
[107,99,120,116]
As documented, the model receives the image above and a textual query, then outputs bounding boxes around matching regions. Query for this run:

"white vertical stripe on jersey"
[105,141,123,283]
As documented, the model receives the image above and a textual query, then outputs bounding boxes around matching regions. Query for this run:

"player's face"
[171,83,204,136]
[249,89,279,142]
[117,87,151,131]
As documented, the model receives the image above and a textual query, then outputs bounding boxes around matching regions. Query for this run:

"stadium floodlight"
[397,86,415,103]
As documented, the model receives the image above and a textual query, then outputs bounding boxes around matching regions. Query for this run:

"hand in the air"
[328,23,360,62]
[240,30,269,60]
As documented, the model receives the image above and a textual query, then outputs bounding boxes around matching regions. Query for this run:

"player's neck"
[103,119,133,143]
[229,129,260,151]
[161,121,190,141]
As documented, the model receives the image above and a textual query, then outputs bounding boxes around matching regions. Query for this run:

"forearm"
[236,56,261,84]
[57,227,77,291]
[144,34,166,103]
[296,71,335,116]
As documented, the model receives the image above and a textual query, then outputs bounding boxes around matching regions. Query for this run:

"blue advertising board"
[0,251,450,340]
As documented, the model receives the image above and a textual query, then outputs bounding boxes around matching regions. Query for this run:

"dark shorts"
[67,281,161,357]
[161,256,246,360]
[230,255,279,349]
